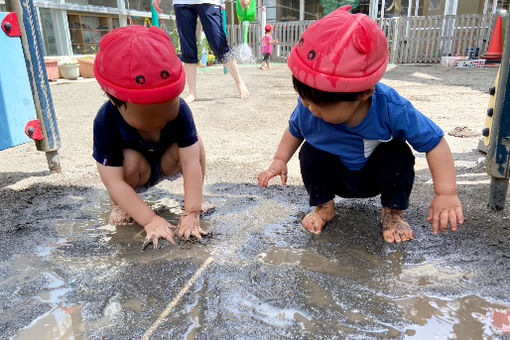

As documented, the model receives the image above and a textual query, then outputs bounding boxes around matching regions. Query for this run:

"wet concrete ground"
[1,64,510,339]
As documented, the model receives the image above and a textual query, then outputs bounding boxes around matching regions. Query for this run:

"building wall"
[422,0,486,16]
[457,0,484,15]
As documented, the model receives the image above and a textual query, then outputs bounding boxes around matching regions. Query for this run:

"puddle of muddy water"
[10,196,215,339]
[257,247,510,338]
[15,304,86,340]
[8,192,510,339]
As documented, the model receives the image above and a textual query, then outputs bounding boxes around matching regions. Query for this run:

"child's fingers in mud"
[142,235,159,250]
[280,172,288,185]
[258,169,279,187]
[257,170,270,186]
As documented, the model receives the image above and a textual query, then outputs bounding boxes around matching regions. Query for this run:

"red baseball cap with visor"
[287,5,388,93]
[94,25,185,104]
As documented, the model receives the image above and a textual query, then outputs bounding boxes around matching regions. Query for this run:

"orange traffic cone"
[482,14,502,64]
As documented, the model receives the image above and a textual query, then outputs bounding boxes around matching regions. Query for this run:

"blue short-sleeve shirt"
[93,98,198,166]
[288,83,444,170]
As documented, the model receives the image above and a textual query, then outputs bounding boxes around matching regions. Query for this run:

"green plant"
[161,12,181,54]
[204,38,212,54]
[206,53,215,64]
[197,35,207,55]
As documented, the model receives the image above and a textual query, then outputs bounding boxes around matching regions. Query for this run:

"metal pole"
[6,0,62,172]
[380,0,386,25]
[487,4,510,211]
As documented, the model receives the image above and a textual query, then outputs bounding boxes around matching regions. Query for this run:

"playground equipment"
[236,0,256,44]
[480,69,500,153]
[485,5,510,211]
[2,0,61,172]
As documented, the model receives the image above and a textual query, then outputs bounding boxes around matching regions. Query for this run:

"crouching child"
[92,25,208,248]
[257,6,463,242]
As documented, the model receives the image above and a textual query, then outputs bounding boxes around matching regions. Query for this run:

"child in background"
[92,25,208,248]
[259,24,279,70]
[257,6,463,243]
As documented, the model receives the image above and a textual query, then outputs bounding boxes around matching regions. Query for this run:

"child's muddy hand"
[427,194,464,234]
[178,212,207,240]
[257,159,288,186]
[143,216,176,249]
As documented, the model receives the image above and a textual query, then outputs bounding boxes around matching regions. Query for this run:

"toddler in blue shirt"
[258,6,463,242]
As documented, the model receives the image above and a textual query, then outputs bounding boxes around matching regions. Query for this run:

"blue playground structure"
[1,0,61,172]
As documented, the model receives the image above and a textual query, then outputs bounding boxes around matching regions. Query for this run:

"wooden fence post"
[390,17,400,64]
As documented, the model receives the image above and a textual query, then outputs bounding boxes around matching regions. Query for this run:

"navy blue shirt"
[289,83,444,170]
[93,99,198,167]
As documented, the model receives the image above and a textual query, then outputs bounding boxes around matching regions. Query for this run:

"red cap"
[264,24,273,31]
[94,25,185,104]
[287,5,388,93]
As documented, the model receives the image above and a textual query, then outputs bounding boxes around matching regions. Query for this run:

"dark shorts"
[174,4,232,63]
[262,53,271,62]
[299,140,415,210]
[133,148,181,193]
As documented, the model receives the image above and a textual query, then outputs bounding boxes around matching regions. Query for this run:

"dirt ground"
[1,63,510,339]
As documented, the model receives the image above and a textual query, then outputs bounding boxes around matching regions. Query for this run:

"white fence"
[226,14,497,64]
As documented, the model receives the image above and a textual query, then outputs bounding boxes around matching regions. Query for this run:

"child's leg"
[224,59,249,99]
[364,140,415,242]
[298,142,343,233]
[183,63,198,104]
[109,149,151,225]
[160,139,212,213]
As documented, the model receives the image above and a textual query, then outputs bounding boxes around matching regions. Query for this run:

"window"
[65,0,118,7]
[68,12,116,54]
[39,8,58,56]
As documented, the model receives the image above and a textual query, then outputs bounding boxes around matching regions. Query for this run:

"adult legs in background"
[175,4,248,102]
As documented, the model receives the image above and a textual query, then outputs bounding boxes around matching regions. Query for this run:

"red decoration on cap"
[264,24,273,31]
[287,5,388,93]
[1,13,21,37]
[94,25,185,104]
[25,119,43,140]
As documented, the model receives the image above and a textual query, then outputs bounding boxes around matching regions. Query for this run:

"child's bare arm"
[425,137,464,234]
[177,142,207,239]
[96,163,175,247]
[258,128,303,186]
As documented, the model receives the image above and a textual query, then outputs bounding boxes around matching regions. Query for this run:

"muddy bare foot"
[302,200,335,234]
[109,204,134,225]
[381,206,413,243]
